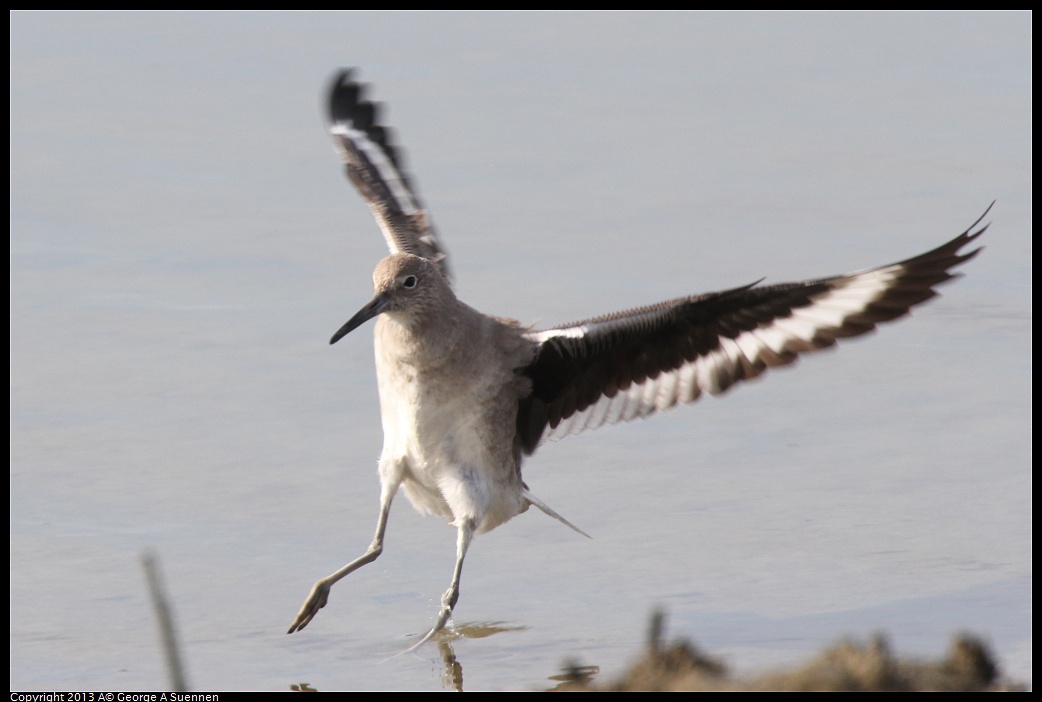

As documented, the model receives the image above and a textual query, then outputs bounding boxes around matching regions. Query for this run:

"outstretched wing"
[326,69,450,282]
[516,206,991,454]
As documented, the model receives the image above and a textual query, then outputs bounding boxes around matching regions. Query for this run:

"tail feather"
[523,489,591,539]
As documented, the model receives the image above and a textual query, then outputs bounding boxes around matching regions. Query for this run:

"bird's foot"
[287,579,332,634]
[403,594,456,652]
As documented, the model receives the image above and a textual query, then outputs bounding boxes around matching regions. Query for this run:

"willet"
[288,69,989,645]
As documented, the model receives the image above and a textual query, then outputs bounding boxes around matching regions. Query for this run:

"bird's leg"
[407,517,475,650]
[287,482,398,634]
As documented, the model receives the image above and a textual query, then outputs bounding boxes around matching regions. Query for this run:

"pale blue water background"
[10,11,1031,691]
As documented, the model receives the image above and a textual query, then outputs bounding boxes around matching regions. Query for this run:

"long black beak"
[330,292,390,345]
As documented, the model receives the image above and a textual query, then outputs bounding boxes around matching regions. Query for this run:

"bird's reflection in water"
[436,638,463,692]
[417,621,526,691]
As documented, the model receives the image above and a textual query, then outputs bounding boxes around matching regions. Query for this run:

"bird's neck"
[376,308,465,369]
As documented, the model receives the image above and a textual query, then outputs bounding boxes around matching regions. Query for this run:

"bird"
[287,68,989,645]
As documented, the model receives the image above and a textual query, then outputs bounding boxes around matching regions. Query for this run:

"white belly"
[375,350,527,533]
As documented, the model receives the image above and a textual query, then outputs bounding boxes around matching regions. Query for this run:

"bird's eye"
[403,275,418,289]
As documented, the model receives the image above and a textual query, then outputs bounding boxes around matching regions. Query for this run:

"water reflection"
[430,621,528,691]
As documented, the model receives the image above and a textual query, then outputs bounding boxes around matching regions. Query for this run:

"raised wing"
[516,206,991,454]
[327,69,450,281]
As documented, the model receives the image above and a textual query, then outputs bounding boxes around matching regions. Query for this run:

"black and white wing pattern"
[327,69,450,282]
[515,207,991,454]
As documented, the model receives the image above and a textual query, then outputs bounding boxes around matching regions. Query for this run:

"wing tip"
[327,68,359,124]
